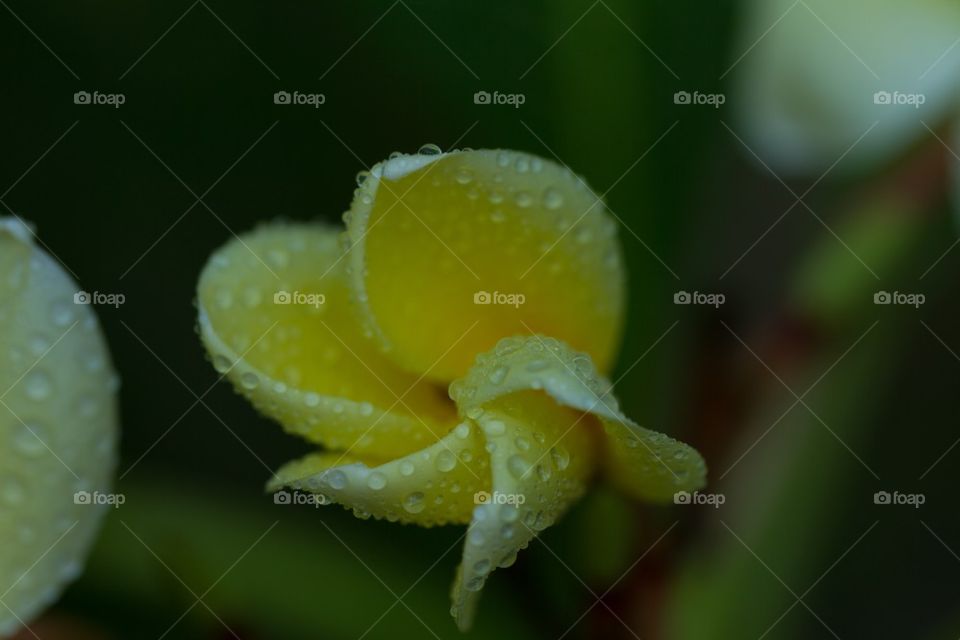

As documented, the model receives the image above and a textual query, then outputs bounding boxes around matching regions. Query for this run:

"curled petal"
[0,218,118,634]
[197,222,456,457]
[451,335,707,501]
[446,335,705,628]
[269,421,489,526]
[344,149,626,382]
[451,392,597,630]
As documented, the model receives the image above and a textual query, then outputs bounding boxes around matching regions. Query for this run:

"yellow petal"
[344,149,625,382]
[446,335,704,628]
[451,391,597,630]
[268,421,489,526]
[0,218,118,635]
[450,335,706,503]
[197,222,457,457]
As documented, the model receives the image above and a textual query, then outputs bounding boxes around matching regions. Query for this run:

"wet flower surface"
[196,148,706,629]
[0,218,118,636]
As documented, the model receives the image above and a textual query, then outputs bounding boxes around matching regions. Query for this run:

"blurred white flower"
[0,218,118,636]
[733,0,960,175]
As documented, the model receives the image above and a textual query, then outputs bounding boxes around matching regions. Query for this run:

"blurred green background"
[3,1,959,638]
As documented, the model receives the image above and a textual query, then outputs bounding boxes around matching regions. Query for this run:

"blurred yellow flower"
[0,218,118,636]
[196,148,706,629]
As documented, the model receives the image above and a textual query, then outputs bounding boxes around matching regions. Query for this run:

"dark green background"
[2,1,958,638]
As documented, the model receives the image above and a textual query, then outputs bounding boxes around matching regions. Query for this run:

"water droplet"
[2,478,24,505]
[359,401,374,416]
[366,472,387,490]
[507,455,530,480]
[435,450,457,472]
[473,559,491,574]
[542,187,564,210]
[304,392,320,407]
[483,420,506,436]
[51,302,73,327]
[526,359,549,372]
[514,191,533,208]
[464,576,485,592]
[488,365,508,385]
[240,372,259,390]
[14,423,45,456]
[325,470,347,490]
[550,447,570,471]
[454,422,471,439]
[24,371,52,400]
[213,355,231,373]
[399,460,415,476]
[514,436,530,452]
[455,168,474,185]
[418,143,442,156]
[355,170,370,186]
[403,492,425,514]
[468,528,486,545]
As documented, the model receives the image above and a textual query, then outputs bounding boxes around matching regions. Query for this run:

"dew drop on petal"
[507,455,530,480]
[542,187,564,210]
[418,143,442,156]
[403,492,425,514]
[366,472,387,490]
[240,372,259,390]
[325,470,347,490]
[435,450,457,473]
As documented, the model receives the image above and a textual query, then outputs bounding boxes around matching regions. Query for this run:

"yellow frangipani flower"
[0,218,118,636]
[196,148,706,630]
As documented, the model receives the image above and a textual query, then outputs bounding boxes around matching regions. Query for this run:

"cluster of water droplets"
[1,224,118,634]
